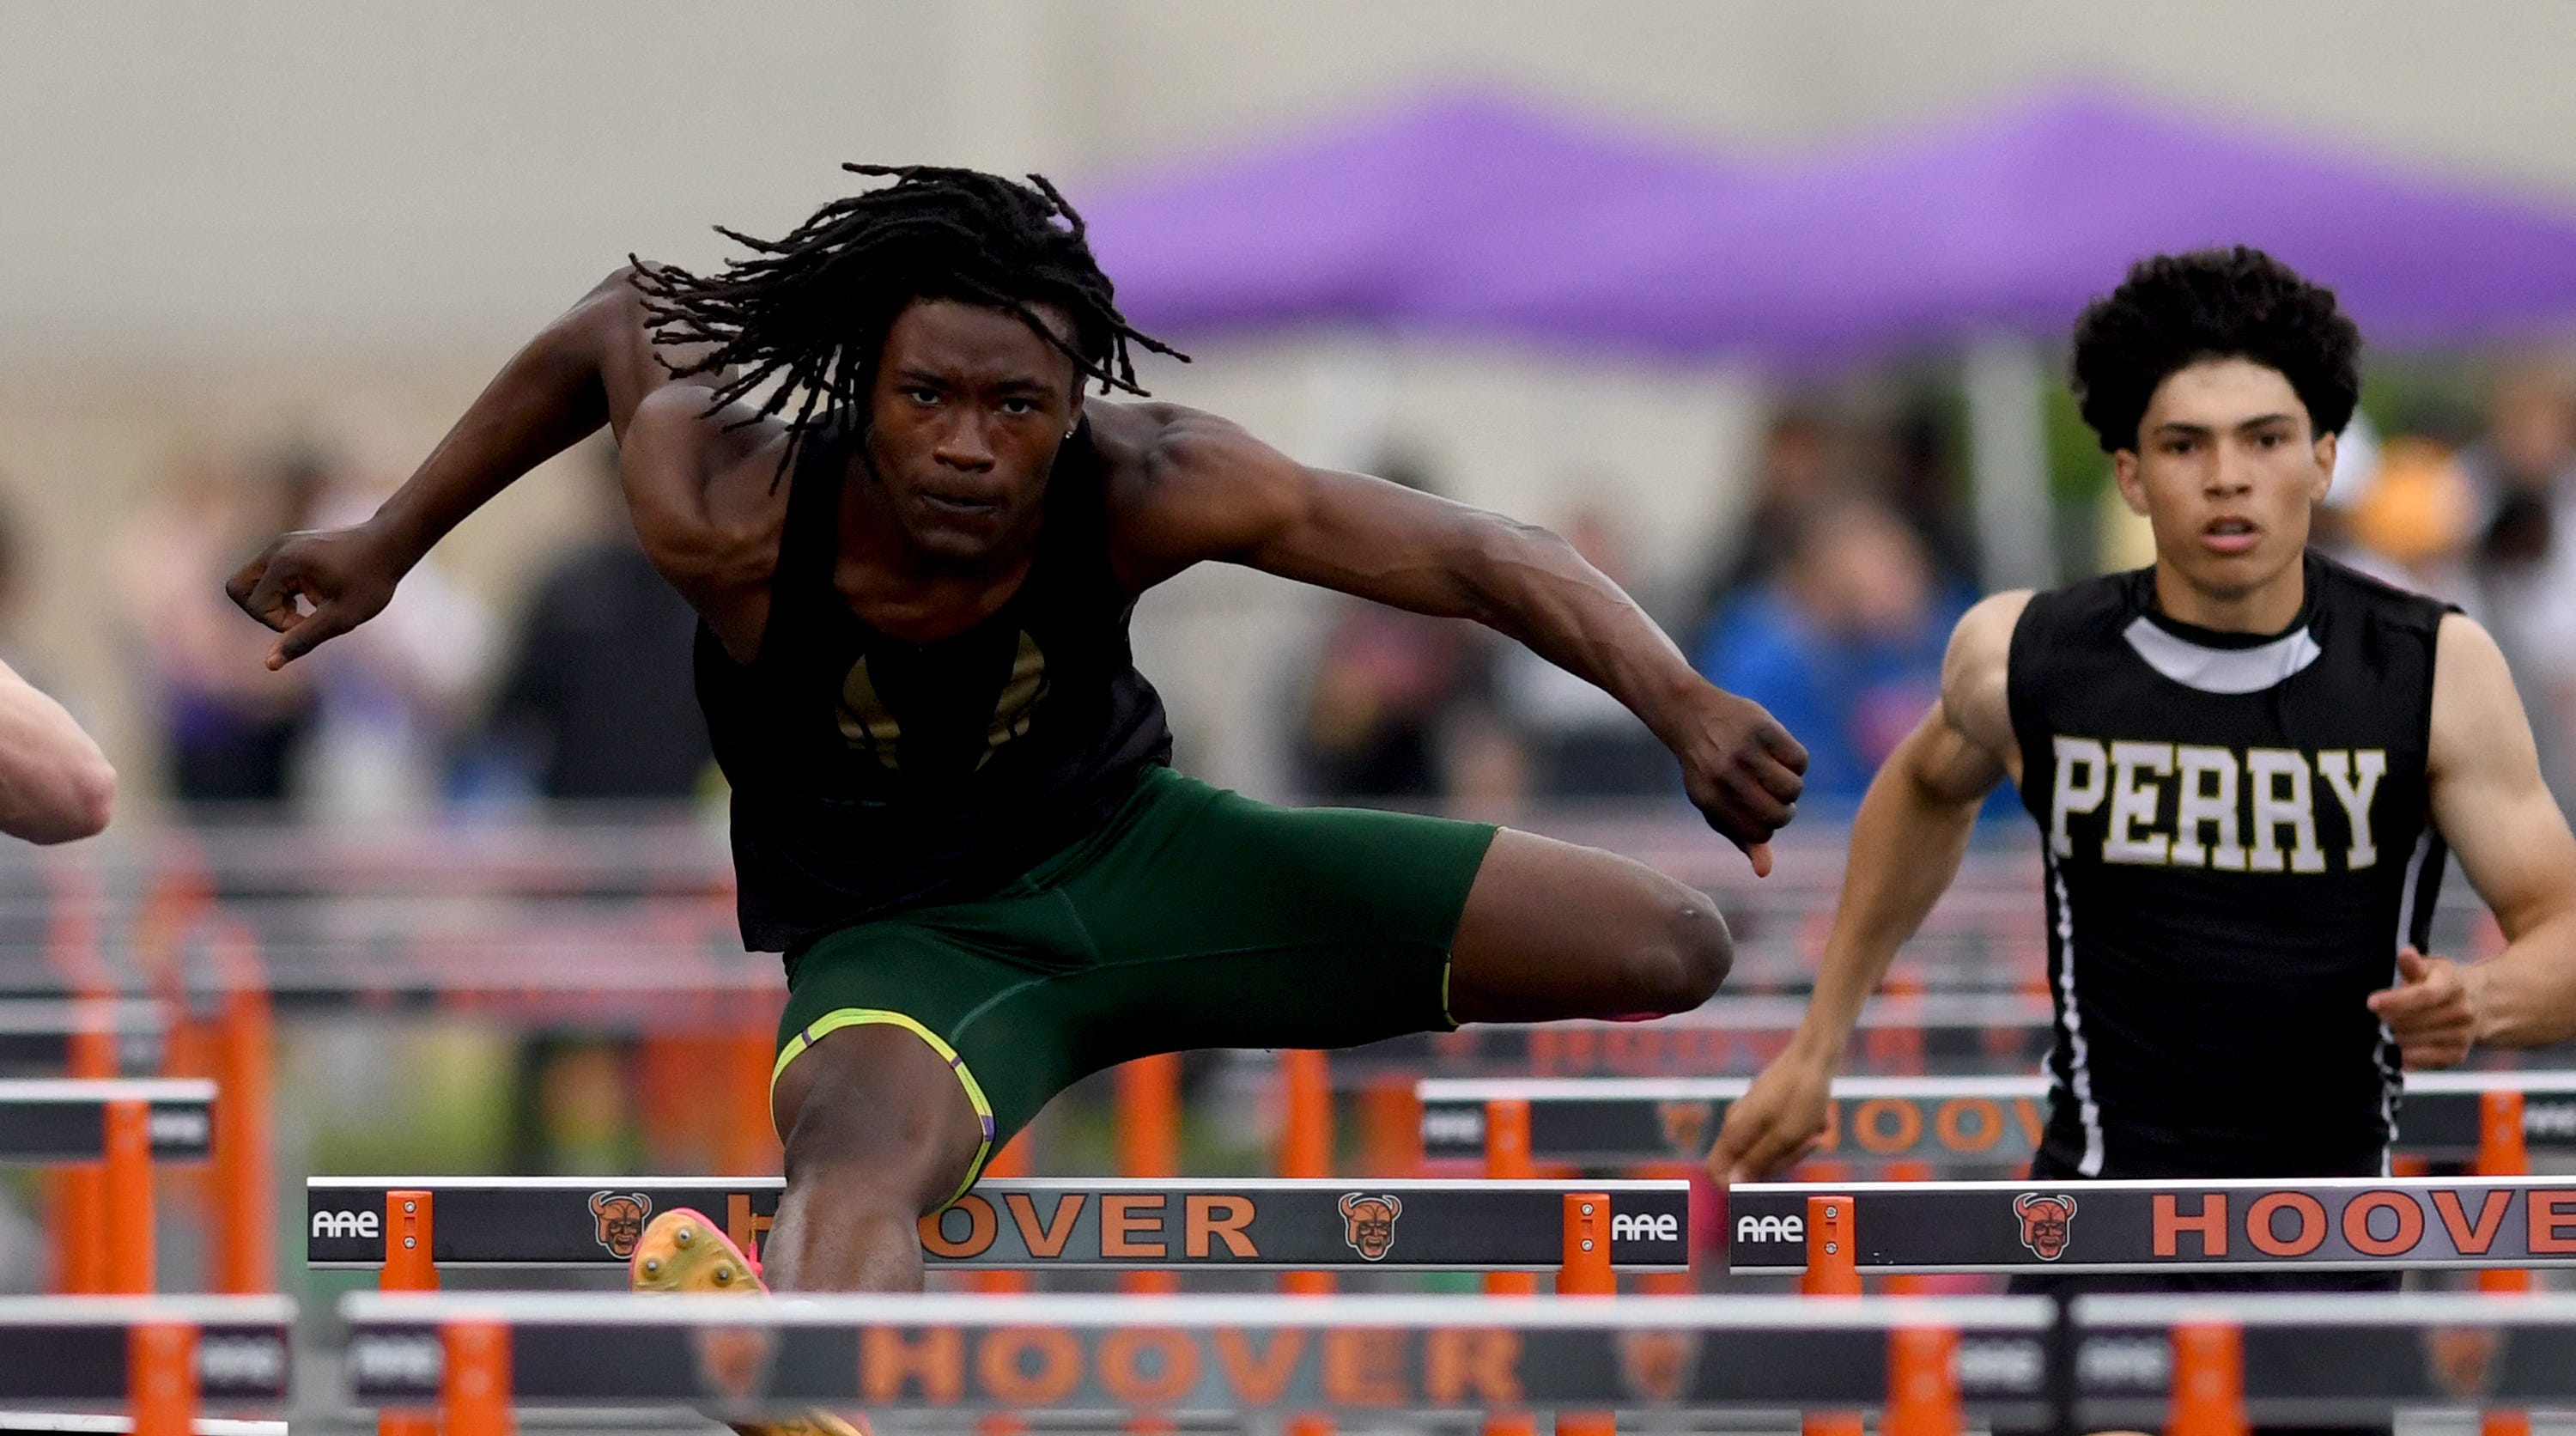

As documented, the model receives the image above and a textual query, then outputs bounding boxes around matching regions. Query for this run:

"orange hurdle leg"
[2476,1091,2535,1436]
[1885,1325,1959,1436]
[2169,1321,2246,1436]
[1554,1193,1616,1436]
[1117,1055,1182,1302]
[130,1321,196,1436]
[1279,1050,1335,1436]
[52,999,118,1293]
[1479,1099,1537,1436]
[215,983,276,1292]
[446,1320,513,1436]
[381,1190,437,1436]
[103,1099,153,1294]
[1801,1194,1862,1436]
[1883,1160,1933,1295]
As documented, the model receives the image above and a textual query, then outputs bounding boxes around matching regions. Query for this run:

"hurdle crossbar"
[340,1290,2052,1419]
[0,1080,214,1163]
[1731,1176,2576,1275]
[1426,1072,2576,1165]
[0,1295,291,1408]
[1341,992,2055,1082]
[308,1177,1692,1272]
[2074,1292,2576,1426]
[0,999,164,1076]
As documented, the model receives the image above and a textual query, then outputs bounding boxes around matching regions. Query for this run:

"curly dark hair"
[2069,246,2360,454]
[629,164,1186,482]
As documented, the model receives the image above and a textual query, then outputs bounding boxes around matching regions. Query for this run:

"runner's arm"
[2414,614,2576,1049]
[226,265,724,668]
[1112,405,1807,867]
[1704,591,2024,1181]
[0,661,113,844]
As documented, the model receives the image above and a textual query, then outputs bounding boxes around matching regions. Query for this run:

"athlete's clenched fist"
[1674,686,1808,877]
[2366,945,2482,1069]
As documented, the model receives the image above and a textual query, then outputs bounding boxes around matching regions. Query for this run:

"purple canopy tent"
[1411,87,2576,587]
[1075,88,1745,337]
[1416,86,2576,362]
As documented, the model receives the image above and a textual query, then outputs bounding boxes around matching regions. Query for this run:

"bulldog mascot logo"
[2013,1193,2077,1262]
[1338,1193,1404,1262]
[590,1191,653,1260]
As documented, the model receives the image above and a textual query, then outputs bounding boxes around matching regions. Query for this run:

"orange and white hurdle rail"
[3,1078,215,1294]
[1344,990,2057,1083]
[1732,1176,2576,1279]
[307,1177,1692,1276]
[0,1295,290,1432]
[0,996,164,1075]
[340,1289,2050,1434]
[1425,1071,2576,1169]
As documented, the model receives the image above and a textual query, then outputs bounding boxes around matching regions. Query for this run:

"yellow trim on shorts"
[770,1007,996,1209]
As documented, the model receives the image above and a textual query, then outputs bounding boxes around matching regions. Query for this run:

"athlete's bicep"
[1910,590,2030,800]
[619,386,787,605]
[2429,613,2576,939]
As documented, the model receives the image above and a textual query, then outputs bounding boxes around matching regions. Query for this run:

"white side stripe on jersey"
[2048,854,2106,1176]
[2378,828,2439,1174]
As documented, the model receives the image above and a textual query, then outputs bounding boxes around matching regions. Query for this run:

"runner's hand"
[2366,945,2480,1069]
[224,523,405,670]
[1705,1050,1833,1186]
[1676,687,1808,877]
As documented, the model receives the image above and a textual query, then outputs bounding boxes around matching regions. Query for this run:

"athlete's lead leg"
[1445,828,1732,1023]
[762,1023,987,1292]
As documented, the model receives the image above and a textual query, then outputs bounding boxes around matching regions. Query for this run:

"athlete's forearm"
[2470,908,2576,1048]
[1457,521,1710,750]
[1790,740,1983,1066]
[365,270,654,571]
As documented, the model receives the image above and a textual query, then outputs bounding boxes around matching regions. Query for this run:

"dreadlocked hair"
[628,164,1187,483]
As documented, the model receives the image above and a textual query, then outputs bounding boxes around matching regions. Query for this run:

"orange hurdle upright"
[381,1190,437,1436]
[130,1321,197,1436]
[2476,1091,2533,1436]
[1800,1193,1862,1436]
[1279,1050,1334,1436]
[1885,1324,1959,1436]
[2169,1320,2246,1436]
[1555,1192,1616,1436]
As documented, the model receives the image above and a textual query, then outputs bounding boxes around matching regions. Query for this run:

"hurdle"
[0,998,165,1076]
[0,1294,290,1434]
[1729,1175,2576,1279]
[307,1177,1692,1275]
[1424,1070,2576,1168]
[2073,1292,2576,1431]
[1,1079,216,1294]
[340,1289,2055,1432]
[1344,991,2057,1084]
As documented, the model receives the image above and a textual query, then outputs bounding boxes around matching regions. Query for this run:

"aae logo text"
[1735,1213,1805,1243]
[313,1209,380,1239]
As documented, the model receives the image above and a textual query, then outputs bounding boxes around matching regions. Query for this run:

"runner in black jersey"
[1713,249,2576,1211]
[226,168,1808,1301]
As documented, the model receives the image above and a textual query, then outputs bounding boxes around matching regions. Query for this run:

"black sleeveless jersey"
[2007,551,2453,1178]
[695,417,1174,953]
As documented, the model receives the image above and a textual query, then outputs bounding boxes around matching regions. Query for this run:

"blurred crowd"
[1295,362,2576,821]
[0,360,2569,829]
[109,437,712,820]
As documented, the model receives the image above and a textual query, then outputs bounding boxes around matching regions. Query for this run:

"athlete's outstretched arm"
[2370,614,2576,1060]
[0,660,114,844]
[1108,405,1807,868]
[1702,591,2026,1183]
[225,265,719,669]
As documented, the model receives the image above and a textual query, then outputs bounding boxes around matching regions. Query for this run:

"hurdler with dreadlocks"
[230,167,1806,1311]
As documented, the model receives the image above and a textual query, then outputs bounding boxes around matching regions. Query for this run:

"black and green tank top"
[695,416,1173,952]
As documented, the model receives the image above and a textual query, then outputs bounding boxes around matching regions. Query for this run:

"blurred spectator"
[1496,505,1676,798]
[2460,363,2576,801]
[117,450,320,807]
[1291,454,1501,801]
[1694,408,1848,626]
[480,444,711,802]
[2336,434,2481,603]
[292,449,494,821]
[1695,498,1967,809]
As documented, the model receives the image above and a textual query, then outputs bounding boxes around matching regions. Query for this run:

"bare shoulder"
[2430,611,2526,778]
[1941,589,2033,752]
[1090,399,1307,587]
[621,386,798,603]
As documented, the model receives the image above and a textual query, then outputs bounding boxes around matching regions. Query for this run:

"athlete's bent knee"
[781,1086,969,1211]
[1627,891,1731,1013]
